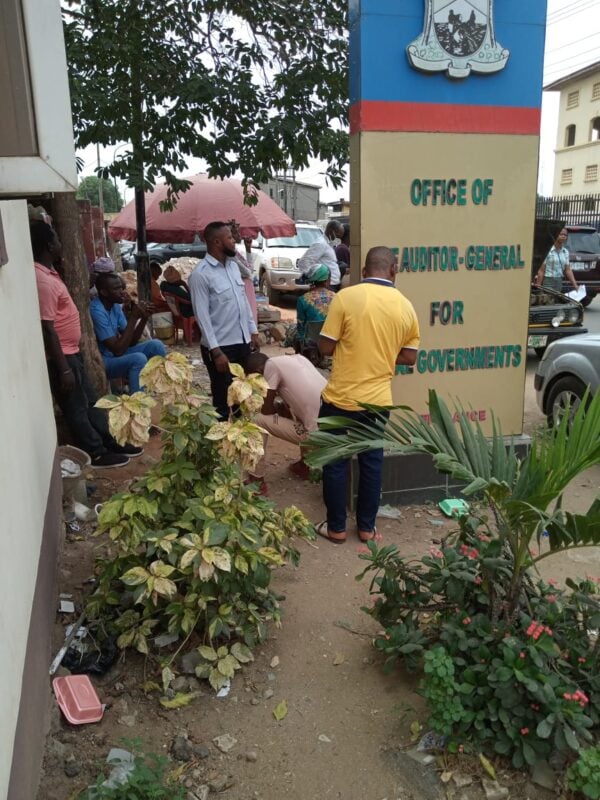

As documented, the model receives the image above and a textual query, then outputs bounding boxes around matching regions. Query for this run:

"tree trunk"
[51,192,108,397]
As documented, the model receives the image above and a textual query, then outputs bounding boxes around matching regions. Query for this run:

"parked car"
[122,242,206,270]
[256,223,324,305]
[534,333,600,426]
[118,241,135,259]
[562,225,600,307]
[121,243,158,270]
[528,219,587,356]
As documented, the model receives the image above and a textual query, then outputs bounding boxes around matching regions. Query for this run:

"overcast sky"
[79,0,600,205]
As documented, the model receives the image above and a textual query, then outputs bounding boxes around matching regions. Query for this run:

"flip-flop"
[315,521,346,544]
[358,526,377,543]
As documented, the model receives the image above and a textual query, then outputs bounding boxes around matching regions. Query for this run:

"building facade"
[546,60,600,196]
[0,1,77,798]
[262,177,320,222]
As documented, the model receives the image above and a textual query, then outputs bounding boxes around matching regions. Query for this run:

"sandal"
[358,526,377,543]
[315,521,346,544]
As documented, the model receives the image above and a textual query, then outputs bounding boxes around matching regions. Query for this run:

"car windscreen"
[265,229,323,248]
[566,231,600,255]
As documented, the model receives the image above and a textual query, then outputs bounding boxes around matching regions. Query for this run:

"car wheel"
[545,376,587,428]
[580,291,596,308]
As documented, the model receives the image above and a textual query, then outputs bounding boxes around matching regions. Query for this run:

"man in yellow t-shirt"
[316,246,420,544]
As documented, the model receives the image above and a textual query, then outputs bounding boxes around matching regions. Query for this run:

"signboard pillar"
[350,0,548,434]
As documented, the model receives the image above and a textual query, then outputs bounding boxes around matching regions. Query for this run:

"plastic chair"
[163,294,200,346]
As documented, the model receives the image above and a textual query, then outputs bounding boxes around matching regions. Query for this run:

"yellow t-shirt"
[321,280,420,411]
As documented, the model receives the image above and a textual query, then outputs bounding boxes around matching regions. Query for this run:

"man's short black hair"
[324,220,344,240]
[95,271,121,293]
[203,221,229,244]
[151,262,162,278]
[246,352,269,374]
[30,220,56,260]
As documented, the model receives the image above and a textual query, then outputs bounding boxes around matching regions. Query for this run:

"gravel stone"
[192,744,210,760]
[172,735,194,762]
[213,734,237,753]
[63,756,81,778]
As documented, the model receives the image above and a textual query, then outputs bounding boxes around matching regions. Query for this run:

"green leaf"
[231,642,254,663]
[564,726,581,752]
[159,691,201,709]
[234,555,249,575]
[162,666,175,692]
[208,669,229,692]
[273,699,288,721]
[150,560,176,578]
[205,523,229,546]
[120,566,150,586]
[536,718,554,739]
[479,754,496,780]
[198,645,218,662]
[211,547,232,572]
[217,655,240,678]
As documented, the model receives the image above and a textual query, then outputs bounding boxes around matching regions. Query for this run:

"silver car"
[535,333,600,426]
[256,223,324,305]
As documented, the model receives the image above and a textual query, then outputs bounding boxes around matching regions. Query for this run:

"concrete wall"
[262,179,320,222]
[552,70,600,195]
[0,200,61,800]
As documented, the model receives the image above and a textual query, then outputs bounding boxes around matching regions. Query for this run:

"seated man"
[160,265,195,317]
[89,256,116,299]
[245,351,327,482]
[150,263,171,312]
[90,272,167,393]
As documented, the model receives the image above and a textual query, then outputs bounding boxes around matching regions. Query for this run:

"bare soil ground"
[37,347,600,800]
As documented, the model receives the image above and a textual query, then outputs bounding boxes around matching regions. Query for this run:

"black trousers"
[201,343,251,420]
[48,352,115,457]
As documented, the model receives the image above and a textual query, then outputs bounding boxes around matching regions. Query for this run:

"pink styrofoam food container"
[53,675,103,724]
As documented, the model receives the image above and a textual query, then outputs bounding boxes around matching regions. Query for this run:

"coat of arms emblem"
[407,0,509,79]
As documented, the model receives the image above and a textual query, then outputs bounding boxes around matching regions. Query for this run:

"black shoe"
[111,444,144,458]
[91,452,130,469]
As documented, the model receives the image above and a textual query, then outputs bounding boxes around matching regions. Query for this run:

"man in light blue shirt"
[189,221,259,418]
[90,273,167,392]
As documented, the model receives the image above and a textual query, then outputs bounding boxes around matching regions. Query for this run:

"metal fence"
[536,193,600,227]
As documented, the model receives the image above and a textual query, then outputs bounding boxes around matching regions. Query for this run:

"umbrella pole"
[135,184,151,304]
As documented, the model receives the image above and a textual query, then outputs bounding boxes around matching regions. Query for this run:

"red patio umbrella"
[108,174,296,243]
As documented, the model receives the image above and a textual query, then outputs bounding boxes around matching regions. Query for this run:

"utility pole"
[96,142,107,254]
[283,166,288,214]
[130,44,150,303]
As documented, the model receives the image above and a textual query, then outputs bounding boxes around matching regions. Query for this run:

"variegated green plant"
[307,388,600,604]
[307,390,600,768]
[88,356,314,694]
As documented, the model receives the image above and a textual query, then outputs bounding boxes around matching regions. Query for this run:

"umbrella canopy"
[108,174,296,243]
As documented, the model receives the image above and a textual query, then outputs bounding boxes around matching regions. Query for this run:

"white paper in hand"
[567,285,587,303]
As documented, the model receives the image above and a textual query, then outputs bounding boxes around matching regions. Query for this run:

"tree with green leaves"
[54,0,347,389]
[76,175,123,213]
[61,0,348,299]
[63,0,347,193]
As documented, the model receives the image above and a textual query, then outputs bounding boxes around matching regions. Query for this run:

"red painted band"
[350,101,541,135]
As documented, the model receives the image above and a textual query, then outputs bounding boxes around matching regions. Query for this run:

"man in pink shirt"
[30,221,140,468]
[245,352,327,485]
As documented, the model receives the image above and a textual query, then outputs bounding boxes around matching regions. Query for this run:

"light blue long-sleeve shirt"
[188,254,257,350]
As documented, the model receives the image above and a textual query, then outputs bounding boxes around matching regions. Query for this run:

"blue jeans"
[103,340,167,393]
[319,400,388,534]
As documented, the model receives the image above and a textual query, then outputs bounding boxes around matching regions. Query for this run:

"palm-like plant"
[307,390,600,615]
